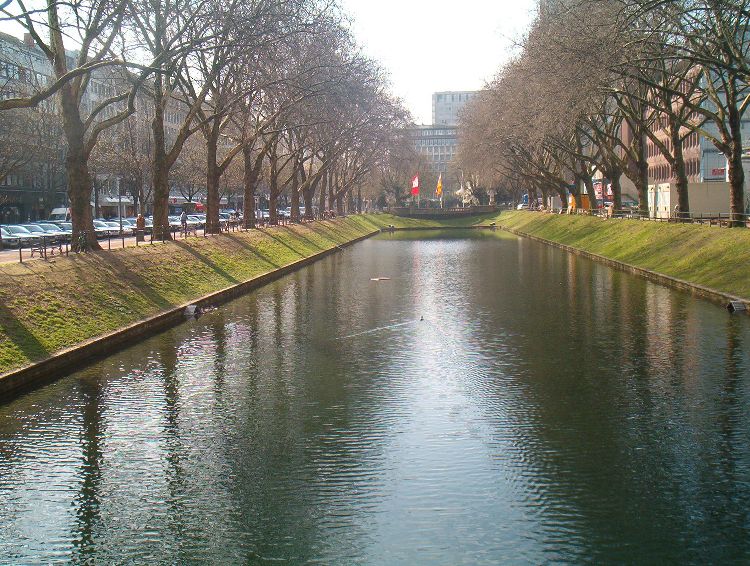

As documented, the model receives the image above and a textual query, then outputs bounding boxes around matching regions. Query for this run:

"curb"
[0,229,378,401]
[499,224,750,313]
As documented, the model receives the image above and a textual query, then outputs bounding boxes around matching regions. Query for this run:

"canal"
[1,230,749,564]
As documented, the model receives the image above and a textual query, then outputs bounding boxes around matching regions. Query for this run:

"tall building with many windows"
[409,125,458,177]
[432,91,478,126]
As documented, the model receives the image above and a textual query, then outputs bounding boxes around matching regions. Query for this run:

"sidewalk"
[0,225,250,264]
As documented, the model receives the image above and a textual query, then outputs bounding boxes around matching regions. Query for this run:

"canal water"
[1,230,749,564]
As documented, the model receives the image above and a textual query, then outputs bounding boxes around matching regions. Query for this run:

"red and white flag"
[411,174,420,195]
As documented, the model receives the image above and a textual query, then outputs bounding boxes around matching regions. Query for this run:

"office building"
[432,91,478,126]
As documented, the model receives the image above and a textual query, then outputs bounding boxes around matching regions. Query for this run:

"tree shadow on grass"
[305,221,351,245]
[172,241,241,284]
[282,225,329,253]
[221,233,281,269]
[257,227,309,258]
[103,252,175,310]
[0,302,50,364]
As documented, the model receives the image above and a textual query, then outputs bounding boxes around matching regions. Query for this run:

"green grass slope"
[498,211,750,300]
[0,216,394,374]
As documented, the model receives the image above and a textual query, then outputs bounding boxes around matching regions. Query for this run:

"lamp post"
[117,178,123,236]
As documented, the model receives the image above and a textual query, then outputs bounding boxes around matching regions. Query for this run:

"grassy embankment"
[0,214,423,375]
[498,210,750,300]
[8,208,740,376]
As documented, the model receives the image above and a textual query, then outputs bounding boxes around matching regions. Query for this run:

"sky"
[0,0,537,124]
[339,0,538,124]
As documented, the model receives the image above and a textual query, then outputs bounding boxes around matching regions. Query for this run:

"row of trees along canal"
[0,0,410,249]
[458,0,750,227]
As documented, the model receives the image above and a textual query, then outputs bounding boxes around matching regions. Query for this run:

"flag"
[411,174,420,196]
[436,174,443,197]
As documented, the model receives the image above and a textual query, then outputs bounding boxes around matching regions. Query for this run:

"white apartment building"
[432,91,478,126]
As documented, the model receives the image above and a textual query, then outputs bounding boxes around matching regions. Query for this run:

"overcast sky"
[339,0,537,124]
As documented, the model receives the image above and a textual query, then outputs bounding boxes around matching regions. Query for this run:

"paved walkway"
[0,227,247,265]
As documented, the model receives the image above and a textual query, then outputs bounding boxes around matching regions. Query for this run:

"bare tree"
[3,0,154,248]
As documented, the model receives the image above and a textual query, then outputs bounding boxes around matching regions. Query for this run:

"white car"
[516,203,529,210]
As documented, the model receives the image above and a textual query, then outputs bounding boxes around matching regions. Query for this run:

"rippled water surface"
[1,230,750,564]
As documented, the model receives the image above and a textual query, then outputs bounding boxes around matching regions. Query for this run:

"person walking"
[180,210,188,235]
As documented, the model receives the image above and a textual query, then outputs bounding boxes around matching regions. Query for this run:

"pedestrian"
[180,210,188,234]
[135,213,146,242]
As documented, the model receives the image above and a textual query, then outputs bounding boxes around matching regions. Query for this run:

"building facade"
[0,31,195,222]
[645,104,750,218]
[409,125,458,177]
[432,91,478,126]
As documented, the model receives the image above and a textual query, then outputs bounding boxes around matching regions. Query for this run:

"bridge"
[387,205,497,219]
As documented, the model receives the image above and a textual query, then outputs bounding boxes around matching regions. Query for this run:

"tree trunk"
[636,156,649,218]
[48,3,99,251]
[303,175,319,220]
[528,186,538,209]
[269,189,278,225]
[609,167,623,212]
[268,152,279,225]
[205,127,221,234]
[726,81,746,227]
[669,116,689,218]
[93,179,100,219]
[635,127,650,217]
[328,170,335,215]
[319,170,327,217]
[60,87,100,251]
[582,174,596,211]
[304,187,314,219]
[357,186,362,214]
[569,180,582,209]
[336,192,344,215]
[151,79,171,241]
[242,145,260,229]
[290,168,300,223]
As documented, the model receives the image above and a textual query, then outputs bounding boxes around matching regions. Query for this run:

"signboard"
[711,168,726,177]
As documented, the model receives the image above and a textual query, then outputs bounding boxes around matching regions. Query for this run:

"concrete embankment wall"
[497,211,750,309]
[0,216,391,400]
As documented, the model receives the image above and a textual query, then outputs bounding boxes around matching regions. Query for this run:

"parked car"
[0,226,22,248]
[100,220,133,236]
[33,223,72,242]
[167,216,183,230]
[21,224,60,245]
[92,220,117,237]
[187,215,205,229]
[52,222,74,234]
[516,203,529,210]
[218,212,232,227]
[2,225,39,246]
